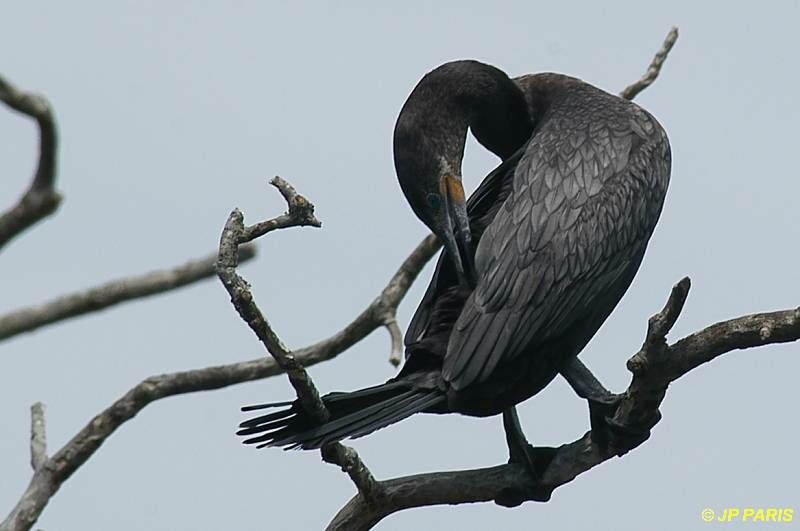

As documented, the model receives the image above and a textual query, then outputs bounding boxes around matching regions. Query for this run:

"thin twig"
[384,317,404,367]
[0,74,61,251]
[0,245,255,342]
[29,404,47,472]
[619,26,679,101]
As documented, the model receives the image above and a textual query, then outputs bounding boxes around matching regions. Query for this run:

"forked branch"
[216,176,383,502]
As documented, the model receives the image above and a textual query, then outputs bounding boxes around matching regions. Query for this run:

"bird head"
[393,122,474,285]
[392,60,533,287]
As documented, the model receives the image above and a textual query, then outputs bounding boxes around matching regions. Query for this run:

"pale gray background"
[2,2,798,530]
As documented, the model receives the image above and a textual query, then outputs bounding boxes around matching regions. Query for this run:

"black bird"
[238,60,670,479]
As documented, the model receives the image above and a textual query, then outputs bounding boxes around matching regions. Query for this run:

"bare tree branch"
[216,178,324,408]
[217,177,383,502]
[620,26,679,101]
[0,245,256,342]
[327,279,800,531]
[0,74,61,251]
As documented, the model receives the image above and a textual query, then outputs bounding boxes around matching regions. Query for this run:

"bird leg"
[502,406,537,471]
[559,356,655,454]
[495,406,557,506]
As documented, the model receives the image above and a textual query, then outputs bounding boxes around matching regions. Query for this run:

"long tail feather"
[237,381,443,450]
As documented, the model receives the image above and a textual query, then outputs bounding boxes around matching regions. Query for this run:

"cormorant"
[238,60,671,480]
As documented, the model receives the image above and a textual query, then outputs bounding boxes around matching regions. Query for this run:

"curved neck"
[394,60,534,175]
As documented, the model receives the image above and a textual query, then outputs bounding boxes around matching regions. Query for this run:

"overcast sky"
[2,2,799,530]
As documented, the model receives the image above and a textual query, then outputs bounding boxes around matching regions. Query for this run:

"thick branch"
[0,246,255,342]
[665,307,800,381]
[328,279,800,530]
[0,74,61,251]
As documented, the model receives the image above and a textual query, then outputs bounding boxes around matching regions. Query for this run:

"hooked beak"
[440,175,476,287]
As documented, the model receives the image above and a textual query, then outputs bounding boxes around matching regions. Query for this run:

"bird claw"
[588,394,659,455]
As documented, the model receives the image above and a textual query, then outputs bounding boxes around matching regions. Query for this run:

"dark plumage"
[238,60,671,451]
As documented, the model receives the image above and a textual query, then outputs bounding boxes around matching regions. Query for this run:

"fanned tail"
[237,381,444,450]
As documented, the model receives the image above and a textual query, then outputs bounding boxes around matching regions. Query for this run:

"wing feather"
[442,102,670,390]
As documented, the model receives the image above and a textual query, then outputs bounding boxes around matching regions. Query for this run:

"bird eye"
[426,193,442,209]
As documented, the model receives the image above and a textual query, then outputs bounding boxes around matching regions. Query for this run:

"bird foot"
[496,444,558,507]
[588,394,659,455]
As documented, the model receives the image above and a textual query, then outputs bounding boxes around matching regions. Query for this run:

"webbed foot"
[588,393,659,455]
